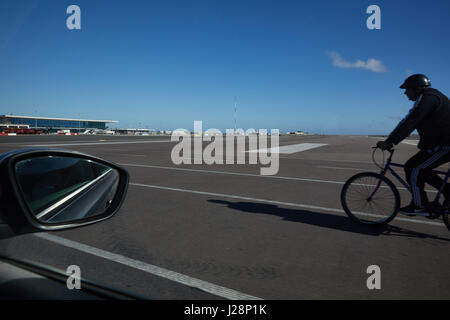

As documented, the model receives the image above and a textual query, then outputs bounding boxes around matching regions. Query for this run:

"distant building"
[172,129,190,136]
[0,115,118,131]
[115,128,154,135]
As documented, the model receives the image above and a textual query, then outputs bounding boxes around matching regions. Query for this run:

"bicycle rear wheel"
[341,172,400,225]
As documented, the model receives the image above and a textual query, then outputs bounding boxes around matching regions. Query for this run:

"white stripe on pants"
[411,146,450,207]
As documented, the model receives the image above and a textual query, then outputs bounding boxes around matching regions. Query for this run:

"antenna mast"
[234,96,237,133]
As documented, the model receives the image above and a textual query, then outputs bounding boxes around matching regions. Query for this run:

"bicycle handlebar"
[372,146,395,169]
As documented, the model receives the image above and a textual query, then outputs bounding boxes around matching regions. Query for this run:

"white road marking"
[278,156,374,164]
[248,143,328,154]
[401,141,419,146]
[120,163,346,185]
[17,139,155,145]
[120,163,437,193]
[317,166,367,171]
[26,140,171,147]
[35,233,262,300]
[129,183,445,227]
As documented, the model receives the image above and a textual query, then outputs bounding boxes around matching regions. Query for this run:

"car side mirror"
[0,149,129,235]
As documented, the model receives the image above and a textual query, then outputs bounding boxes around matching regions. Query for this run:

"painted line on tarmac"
[35,233,262,300]
[401,141,419,146]
[247,143,328,154]
[26,140,172,147]
[129,183,445,227]
[317,166,367,171]
[120,163,346,185]
[278,157,374,164]
[17,139,152,145]
[120,163,437,193]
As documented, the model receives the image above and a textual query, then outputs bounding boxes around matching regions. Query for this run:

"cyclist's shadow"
[208,199,450,241]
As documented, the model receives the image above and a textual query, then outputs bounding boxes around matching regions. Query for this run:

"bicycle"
[340,147,450,230]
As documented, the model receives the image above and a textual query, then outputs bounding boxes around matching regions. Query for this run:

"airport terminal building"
[0,115,118,131]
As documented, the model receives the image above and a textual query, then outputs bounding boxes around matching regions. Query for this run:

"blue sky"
[1,0,449,134]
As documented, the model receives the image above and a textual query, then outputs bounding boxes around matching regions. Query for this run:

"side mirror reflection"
[15,156,120,224]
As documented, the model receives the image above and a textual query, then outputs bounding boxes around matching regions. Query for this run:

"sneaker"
[399,203,430,217]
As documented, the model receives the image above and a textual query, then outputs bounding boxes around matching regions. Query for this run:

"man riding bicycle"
[377,74,450,217]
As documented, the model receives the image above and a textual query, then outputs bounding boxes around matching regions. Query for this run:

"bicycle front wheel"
[341,172,400,225]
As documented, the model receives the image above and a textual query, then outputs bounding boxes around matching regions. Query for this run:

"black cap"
[400,74,431,89]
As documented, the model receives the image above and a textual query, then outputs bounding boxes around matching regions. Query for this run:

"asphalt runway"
[0,134,449,299]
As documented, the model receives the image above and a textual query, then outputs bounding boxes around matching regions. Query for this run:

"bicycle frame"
[370,148,450,211]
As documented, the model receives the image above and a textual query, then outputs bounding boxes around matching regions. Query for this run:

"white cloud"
[328,52,387,73]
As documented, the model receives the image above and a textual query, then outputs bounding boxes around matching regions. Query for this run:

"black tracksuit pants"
[404,146,450,207]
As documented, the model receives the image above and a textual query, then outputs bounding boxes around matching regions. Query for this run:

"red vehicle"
[0,125,30,134]
[0,126,43,135]
[23,128,42,135]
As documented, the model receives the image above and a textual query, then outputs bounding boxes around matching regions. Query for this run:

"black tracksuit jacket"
[386,88,450,150]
